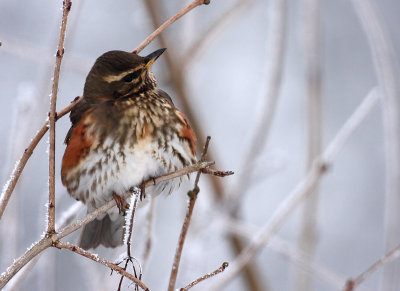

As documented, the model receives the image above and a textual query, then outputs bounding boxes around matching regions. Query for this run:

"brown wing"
[175,110,196,158]
[64,98,91,144]
[61,107,95,182]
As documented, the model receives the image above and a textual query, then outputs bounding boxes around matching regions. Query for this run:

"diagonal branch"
[54,241,149,291]
[180,262,229,291]
[133,0,210,54]
[344,243,400,291]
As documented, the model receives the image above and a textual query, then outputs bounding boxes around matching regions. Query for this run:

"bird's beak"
[144,48,166,70]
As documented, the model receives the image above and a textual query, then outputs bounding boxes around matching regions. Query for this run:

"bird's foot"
[139,181,146,201]
[112,192,128,215]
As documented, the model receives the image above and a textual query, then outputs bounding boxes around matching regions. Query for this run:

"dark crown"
[83,49,166,104]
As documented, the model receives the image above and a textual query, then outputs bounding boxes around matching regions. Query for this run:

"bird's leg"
[112,192,127,215]
[139,180,146,201]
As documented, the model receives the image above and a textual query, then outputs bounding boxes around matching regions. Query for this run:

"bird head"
[83,48,166,104]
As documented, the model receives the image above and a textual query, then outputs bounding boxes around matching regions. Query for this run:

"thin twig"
[209,89,381,289]
[351,1,400,289]
[54,241,149,291]
[118,190,140,290]
[167,137,211,291]
[180,262,229,291]
[344,243,400,291]
[133,0,210,54]
[3,202,82,291]
[47,0,72,235]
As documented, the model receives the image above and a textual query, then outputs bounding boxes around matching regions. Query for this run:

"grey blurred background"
[1,0,400,290]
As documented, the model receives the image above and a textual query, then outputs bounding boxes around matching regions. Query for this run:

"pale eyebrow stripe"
[102,67,141,83]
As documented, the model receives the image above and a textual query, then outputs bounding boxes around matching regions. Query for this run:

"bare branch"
[0,238,51,289]
[54,241,149,291]
[167,137,211,291]
[180,262,229,291]
[133,0,210,54]
[47,0,72,235]
[118,189,140,290]
[344,243,400,291]
[209,89,380,289]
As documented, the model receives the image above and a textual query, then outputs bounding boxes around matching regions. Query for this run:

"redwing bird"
[61,49,196,250]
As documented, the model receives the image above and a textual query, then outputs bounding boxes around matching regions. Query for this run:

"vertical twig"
[350,1,400,290]
[118,190,140,291]
[47,0,72,235]
[295,0,322,290]
[167,137,211,291]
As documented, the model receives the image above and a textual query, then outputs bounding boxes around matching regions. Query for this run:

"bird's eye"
[122,69,142,83]
[122,73,134,82]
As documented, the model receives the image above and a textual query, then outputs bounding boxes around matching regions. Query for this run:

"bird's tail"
[78,214,125,250]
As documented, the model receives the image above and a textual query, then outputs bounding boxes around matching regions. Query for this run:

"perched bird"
[61,49,196,250]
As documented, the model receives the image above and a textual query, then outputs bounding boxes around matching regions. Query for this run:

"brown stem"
[343,243,400,291]
[118,190,140,289]
[47,0,72,235]
[180,262,229,291]
[167,137,211,291]
[133,0,210,54]
[54,241,149,291]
